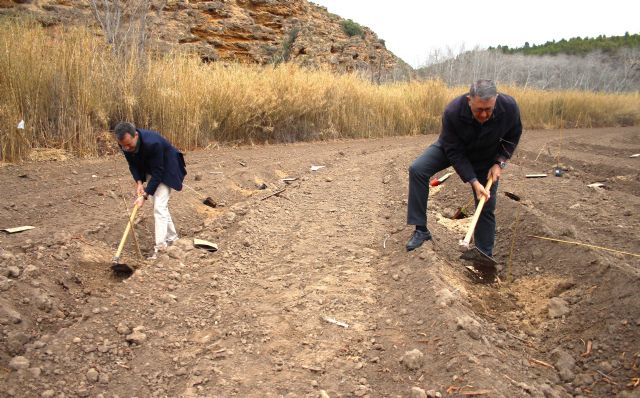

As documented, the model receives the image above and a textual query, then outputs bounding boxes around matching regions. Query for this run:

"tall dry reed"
[0,19,638,162]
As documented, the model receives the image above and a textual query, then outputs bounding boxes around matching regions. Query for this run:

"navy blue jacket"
[436,93,522,183]
[122,129,187,196]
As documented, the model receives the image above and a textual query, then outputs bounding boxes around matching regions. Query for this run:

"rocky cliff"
[1,0,413,81]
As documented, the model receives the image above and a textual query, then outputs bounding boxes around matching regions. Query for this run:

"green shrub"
[341,19,364,37]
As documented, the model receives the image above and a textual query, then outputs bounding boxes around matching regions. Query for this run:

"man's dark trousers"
[407,144,498,256]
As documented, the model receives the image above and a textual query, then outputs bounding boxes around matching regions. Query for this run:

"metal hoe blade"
[460,246,497,268]
[111,263,134,276]
[111,257,134,276]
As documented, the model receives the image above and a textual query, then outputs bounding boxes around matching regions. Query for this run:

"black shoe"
[406,229,432,251]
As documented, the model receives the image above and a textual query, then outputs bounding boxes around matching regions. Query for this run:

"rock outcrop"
[1,0,413,80]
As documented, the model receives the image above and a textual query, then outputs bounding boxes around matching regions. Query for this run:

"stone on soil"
[548,298,570,318]
[550,348,575,382]
[456,315,482,340]
[409,386,427,398]
[400,349,424,370]
[9,355,30,370]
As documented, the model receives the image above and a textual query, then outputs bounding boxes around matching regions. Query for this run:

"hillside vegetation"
[1,21,639,162]
[419,34,640,92]
[493,32,640,56]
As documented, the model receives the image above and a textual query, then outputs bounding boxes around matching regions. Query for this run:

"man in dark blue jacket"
[114,122,187,259]
[406,79,522,258]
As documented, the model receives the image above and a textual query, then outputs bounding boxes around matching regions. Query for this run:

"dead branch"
[529,358,555,369]
[261,187,287,201]
[581,340,593,357]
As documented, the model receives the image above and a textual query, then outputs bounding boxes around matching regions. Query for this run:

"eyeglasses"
[470,106,494,114]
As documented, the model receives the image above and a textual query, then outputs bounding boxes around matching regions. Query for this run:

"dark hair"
[469,79,497,100]
[114,122,137,140]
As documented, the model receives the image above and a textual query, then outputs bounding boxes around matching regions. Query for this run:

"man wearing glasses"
[405,79,522,261]
[114,122,187,260]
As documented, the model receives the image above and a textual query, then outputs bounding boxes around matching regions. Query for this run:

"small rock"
[194,173,203,181]
[116,323,131,335]
[353,386,367,397]
[436,288,454,307]
[166,246,185,260]
[86,368,99,382]
[29,367,41,378]
[441,207,457,219]
[0,275,11,291]
[400,349,424,370]
[456,315,482,340]
[599,360,614,373]
[548,298,570,318]
[550,348,576,382]
[41,390,55,398]
[410,387,427,398]
[9,356,30,370]
[176,367,188,376]
[7,332,30,355]
[574,373,594,386]
[126,328,147,345]
[7,266,21,278]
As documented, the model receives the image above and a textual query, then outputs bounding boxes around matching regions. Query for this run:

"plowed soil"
[1,127,638,398]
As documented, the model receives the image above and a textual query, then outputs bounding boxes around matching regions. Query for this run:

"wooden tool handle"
[114,202,140,260]
[462,179,493,245]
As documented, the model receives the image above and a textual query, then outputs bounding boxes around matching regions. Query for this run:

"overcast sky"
[311,0,639,68]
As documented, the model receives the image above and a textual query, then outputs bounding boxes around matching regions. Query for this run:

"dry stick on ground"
[534,144,547,162]
[596,370,618,385]
[461,390,493,396]
[505,330,533,346]
[528,235,640,258]
[73,199,99,208]
[261,186,287,201]
[581,340,593,357]
[529,358,555,369]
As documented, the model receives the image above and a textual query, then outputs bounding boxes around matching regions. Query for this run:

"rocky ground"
[0,127,639,398]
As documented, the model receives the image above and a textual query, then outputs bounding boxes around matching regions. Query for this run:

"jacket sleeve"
[439,113,477,183]
[144,142,165,196]
[497,103,523,161]
[124,151,144,183]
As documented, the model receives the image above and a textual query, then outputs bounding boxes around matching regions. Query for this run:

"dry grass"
[1,19,638,162]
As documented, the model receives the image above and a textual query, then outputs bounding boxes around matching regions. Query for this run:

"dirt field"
[1,127,639,398]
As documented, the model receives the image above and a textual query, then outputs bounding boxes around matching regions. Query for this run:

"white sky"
[311,0,640,68]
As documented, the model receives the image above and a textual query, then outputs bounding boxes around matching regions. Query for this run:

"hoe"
[111,202,140,275]
[459,179,498,269]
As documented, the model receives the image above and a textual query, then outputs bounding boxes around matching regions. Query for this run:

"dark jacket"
[122,129,187,196]
[436,93,522,183]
